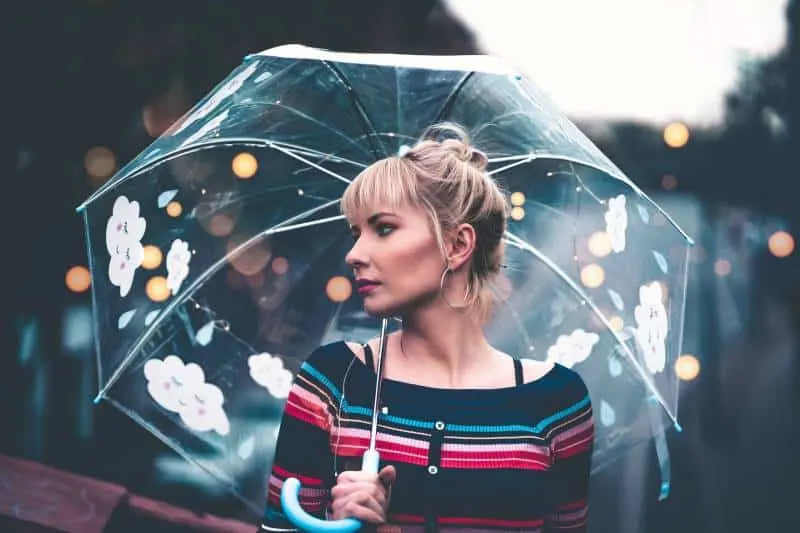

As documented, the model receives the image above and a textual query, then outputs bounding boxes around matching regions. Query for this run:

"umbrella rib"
[503,230,679,427]
[267,142,353,184]
[321,60,387,159]
[268,140,369,169]
[432,71,475,123]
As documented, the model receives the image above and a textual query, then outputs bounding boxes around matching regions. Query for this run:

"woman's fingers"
[378,465,396,489]
[329,466,396,523]
[329,490,386,522]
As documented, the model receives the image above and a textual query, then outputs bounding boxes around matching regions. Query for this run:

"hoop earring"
[439,267,471,310]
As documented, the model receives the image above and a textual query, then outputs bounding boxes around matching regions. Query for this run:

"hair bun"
[419,122,489,171]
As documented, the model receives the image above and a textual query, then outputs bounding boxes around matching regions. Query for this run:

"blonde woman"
[261,125,595,532]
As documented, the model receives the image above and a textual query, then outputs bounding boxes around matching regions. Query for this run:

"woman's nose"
[345,239,367,269]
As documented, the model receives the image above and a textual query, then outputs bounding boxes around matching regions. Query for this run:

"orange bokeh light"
[663,122,690,148]
[146,276,170,302]
[326,276,352,302]
[768,231,794,258]
[66,266,91,293]
[580,264,605,288]
[166,201,183,217]
[232,152,258,179]
[141,245,163,270]
[587,231,612,258]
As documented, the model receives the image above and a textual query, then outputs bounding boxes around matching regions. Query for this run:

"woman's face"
[346,203,444,316]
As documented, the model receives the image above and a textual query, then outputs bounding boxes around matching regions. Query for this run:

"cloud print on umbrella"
[143,355,230,435]
[248,352,293,399]
[546,328,601,368]
[105,196,146,297]
[634,282,669,374]
[605,194,628,254]
[166,239,192,294]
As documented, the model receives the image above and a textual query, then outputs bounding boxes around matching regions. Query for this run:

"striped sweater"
[261,341,594,532]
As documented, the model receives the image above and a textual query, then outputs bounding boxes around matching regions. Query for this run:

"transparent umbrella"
[78,44,692,525]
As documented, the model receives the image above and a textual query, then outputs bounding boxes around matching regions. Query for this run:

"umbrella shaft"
[368,318,389,450]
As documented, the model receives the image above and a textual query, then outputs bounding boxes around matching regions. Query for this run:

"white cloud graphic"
[105,196,146,297]
[604,194,628,254]
[546,328,601,369]
[248,352,293,399]
[166,239,191,295]
[143,355,230,435]
[633,282,669,374]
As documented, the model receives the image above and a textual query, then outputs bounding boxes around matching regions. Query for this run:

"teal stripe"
[343,403,435,429]
[302,362,590,436]
[301,362,343,402]
[532,395,591,433]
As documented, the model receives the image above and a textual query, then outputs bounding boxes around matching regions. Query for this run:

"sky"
[446,0,789,126]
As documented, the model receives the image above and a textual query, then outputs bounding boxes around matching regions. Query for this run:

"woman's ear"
[446,223,477,271]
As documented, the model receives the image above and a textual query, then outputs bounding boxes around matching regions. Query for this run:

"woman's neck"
[393,302,494,388]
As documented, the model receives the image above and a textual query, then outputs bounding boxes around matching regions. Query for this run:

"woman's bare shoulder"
[520,358,556,384]
[344,341,367,364]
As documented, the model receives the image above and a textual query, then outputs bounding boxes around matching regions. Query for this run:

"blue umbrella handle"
[281,449,381,532]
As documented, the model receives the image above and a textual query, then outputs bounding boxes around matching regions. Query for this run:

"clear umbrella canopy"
[79,45,692,512]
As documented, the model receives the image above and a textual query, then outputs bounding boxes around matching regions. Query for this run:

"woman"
[260,124,595,532]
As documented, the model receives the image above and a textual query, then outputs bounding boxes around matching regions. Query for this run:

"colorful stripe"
[261,342,595,532]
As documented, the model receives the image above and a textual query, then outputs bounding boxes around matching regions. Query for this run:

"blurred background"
[2,0,798,531]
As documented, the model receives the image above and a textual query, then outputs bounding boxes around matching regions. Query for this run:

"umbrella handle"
[281,449,381,532]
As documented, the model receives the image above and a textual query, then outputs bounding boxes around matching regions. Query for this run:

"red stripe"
[267,489,325,512]
[333,436,428,465]
[556,433,594,459]
[272,465,324,486]
[556,499,587,511]
[284,400,328,430]
[441,458,548,470]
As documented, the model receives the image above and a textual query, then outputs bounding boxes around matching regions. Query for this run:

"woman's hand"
[330,465,396,524]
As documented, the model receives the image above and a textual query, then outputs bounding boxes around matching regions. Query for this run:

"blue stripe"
[532,395,591,433]
[301,362,343,402]
[302,362,590,435]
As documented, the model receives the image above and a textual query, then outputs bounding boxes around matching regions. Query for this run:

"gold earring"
[439,267,471,310]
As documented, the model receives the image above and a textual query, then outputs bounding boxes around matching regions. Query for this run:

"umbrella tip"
[93,393,104,404]
[674,421,683,433]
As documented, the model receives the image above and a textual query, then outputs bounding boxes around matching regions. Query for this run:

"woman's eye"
[376,224,394,237]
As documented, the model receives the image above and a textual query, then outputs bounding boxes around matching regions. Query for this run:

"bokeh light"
[714,258,731,277]
[146,276,170,302]
[141,245,163,270]
[272,256,289,275]
[65,266,91,293]
[661,174,678,190]
[608,315,624,332]
[510,191,525,206]
[227,238,271,276]
[85,146,117,183]
[663,122,690,148]
[208,214,236,237]
[768,231,794,258]
[580,264,605,288]
[510,206,525,221]
[587,231,612,258]
[675,354,700,381]
[232,152,258,179]
[166,201,183,217]
[326,276,352,302]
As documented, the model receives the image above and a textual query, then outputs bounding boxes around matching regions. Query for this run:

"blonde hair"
[341,123,508,320]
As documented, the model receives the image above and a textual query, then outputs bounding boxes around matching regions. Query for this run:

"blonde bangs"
[341,157,419,221]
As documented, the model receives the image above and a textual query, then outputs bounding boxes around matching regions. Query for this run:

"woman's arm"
[545,392,595,532]
[259,352,337,532]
